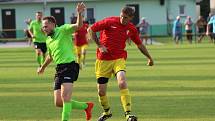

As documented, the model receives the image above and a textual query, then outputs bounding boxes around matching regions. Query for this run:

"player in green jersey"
[37,3,94,121]
[28,11,47,67]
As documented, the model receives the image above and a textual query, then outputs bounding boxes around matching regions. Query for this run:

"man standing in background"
[206,12,215,43]
[136,17,150,45]
[172,16,182,44]
[28,11,47,67]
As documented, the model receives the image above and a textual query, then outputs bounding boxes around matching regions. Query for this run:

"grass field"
[0,38,215,121]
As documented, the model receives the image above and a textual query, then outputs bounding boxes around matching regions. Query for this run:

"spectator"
[28,11,47,67]
[172,16,182,44]
[24,18,32,45]
[196,16,207,43]
[184,16,193,44]
[207,12,214,42]
[136,17,150,44]
[206,12,215,43]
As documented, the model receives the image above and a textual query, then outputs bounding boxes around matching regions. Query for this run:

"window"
[179,5,186,16]
[87,8,94,19]
[87,8,95,24]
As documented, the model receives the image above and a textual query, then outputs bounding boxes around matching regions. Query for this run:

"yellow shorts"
[95,58,126,79]
[75,44,88,54]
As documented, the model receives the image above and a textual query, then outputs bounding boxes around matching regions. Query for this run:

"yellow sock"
[120,88,131,112]
[98,95,111,114]
[77,56,81,64]
[80,54,84,64]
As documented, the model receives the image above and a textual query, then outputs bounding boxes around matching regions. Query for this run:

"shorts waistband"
[57,61,75,67]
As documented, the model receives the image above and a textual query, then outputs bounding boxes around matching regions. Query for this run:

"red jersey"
[91,16,142,60]
[74,23,89,46]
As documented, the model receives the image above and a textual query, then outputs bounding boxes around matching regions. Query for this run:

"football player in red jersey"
[88,6,154,121]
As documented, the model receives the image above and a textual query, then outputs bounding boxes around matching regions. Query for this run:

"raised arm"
[72,2,86,31]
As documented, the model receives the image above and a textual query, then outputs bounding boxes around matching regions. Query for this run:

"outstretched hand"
[76,2,86,13]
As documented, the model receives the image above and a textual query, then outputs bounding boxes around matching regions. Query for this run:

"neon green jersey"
[46,24,75,64]
[29,20,47,43]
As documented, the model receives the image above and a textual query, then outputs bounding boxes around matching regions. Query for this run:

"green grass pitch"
[0,38,215,121]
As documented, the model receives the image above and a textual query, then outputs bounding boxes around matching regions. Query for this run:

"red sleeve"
[128,24,142,45]
[90,18,110,32]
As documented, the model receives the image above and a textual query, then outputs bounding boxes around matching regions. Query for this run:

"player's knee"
[118,79,126,85]
[118,75,126,82]
[117,76,127,89]
[36,51,40,55]
[97,77,108,96]
[36,50,42,55]
[82,50,86,55]
[116,72,127,88]
[98,89,106,96]
[97,77,109,84]
[55,101,63,107]
[118,80,127,89]
[61,94,71,102]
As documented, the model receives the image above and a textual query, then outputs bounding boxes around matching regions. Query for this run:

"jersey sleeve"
[46,37,52,55]
[129,25,142,45]
[62,24,75,34]
[208,16,214,24]
[47,46,52,55]
[90,18,110,32]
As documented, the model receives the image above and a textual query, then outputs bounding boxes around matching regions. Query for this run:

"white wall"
[167,0,197,22]
[0,0,197,36]
[210,0,215,12]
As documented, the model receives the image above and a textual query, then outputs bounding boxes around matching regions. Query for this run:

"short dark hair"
[36,11,42,14]
[121,6,135,17]
[43,16,56,24]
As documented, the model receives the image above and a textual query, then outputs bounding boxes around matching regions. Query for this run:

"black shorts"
[186,30,192,34]
[198,28,205,35]
[33,42,47,54]
[54,61,80,90]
